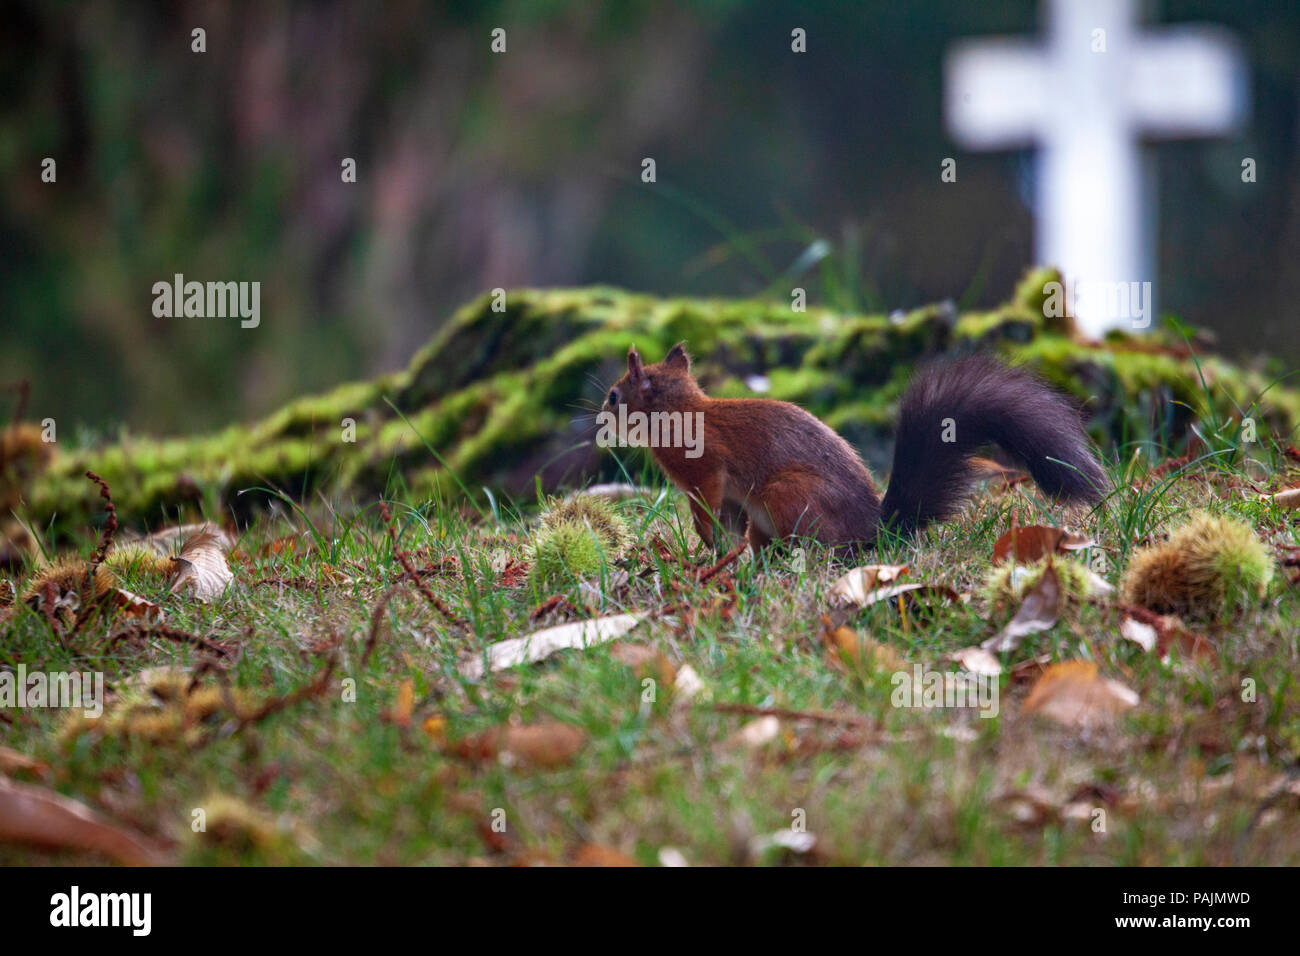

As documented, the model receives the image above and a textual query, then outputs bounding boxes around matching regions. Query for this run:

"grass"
[2,441,1300,867]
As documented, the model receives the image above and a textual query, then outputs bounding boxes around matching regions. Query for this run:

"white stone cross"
[945,0,1248,335]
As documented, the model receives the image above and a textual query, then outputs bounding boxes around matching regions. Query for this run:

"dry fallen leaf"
[572,844,639,866]
[727,715,781,751]
[824,625,907,673]
[982,561,1062,653]
[459,613,642,679]
[391,679,415,727]
[1021,660,1139,729]
[1119,615,1158,652]
[610,643,677,687]
[1120,612,1217,663]
[1261,488,1300,510]
[672,664,706,703]
[168,527,233,603]
[452,722,587,769]
[0,777,170,865]
[951,645,1003,676]
[828,565,908,607]
[110,587,165,623]
[993,526,1094,565]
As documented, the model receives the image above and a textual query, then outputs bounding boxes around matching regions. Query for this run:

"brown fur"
[602,343,1107,552]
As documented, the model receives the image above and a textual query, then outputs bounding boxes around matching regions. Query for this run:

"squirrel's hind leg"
[750,468,825,544]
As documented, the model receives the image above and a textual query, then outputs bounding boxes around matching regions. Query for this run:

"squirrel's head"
[603,342,702,415]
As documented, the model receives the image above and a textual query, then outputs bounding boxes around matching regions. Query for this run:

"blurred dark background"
[3,0,1299,436]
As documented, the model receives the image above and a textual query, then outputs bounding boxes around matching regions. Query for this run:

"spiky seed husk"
[1120,512,1273,619]
[104,544,177,581]
[21,558,117,625]
[531,520,610,591]
[981,556,1093,616]
[538,494,633,559]
[529,494,633,591]
[0,424,54,511]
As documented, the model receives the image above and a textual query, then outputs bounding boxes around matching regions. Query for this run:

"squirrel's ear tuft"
[664,341,690,371]
[627,345,644,378]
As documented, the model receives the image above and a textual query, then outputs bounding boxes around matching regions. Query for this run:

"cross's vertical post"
[945,0,1248,336]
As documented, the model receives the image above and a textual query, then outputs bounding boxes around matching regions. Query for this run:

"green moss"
[26,274,1300,533]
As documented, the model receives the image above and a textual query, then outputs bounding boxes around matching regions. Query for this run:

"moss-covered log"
[21,270,1300,531]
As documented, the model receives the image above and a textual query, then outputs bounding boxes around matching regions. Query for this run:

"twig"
[378,501,466,627]
[529,593,579,621]
[363,583,404,668]
[697,541,746,583]
[83,470,118,574]
[104,624,237,659]
[709,702,870,728]
[237,656,337,728]
[67,471,120,637]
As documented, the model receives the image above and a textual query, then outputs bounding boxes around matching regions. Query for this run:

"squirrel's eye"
[608,389,619,405]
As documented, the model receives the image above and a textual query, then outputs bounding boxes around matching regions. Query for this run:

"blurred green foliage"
[3,0,1299,435]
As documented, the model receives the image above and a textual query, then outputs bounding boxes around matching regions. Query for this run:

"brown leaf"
[0,777,170,865]
[389,679,415,727]
[572,844,639,867]
[982,561,1062,653]
[453,722,587,769]
[993,526,1094,565]
[609,644,677,686]
[168,526,233,603]
[110,587,165,623]
[824,625,907,673]
[1119,608,1217,663]
[1022,660,1139,729]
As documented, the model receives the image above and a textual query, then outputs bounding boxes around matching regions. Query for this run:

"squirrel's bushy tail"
[879,355,1108,535]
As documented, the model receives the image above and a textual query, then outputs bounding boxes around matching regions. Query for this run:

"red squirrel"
[601,343,1107,551]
